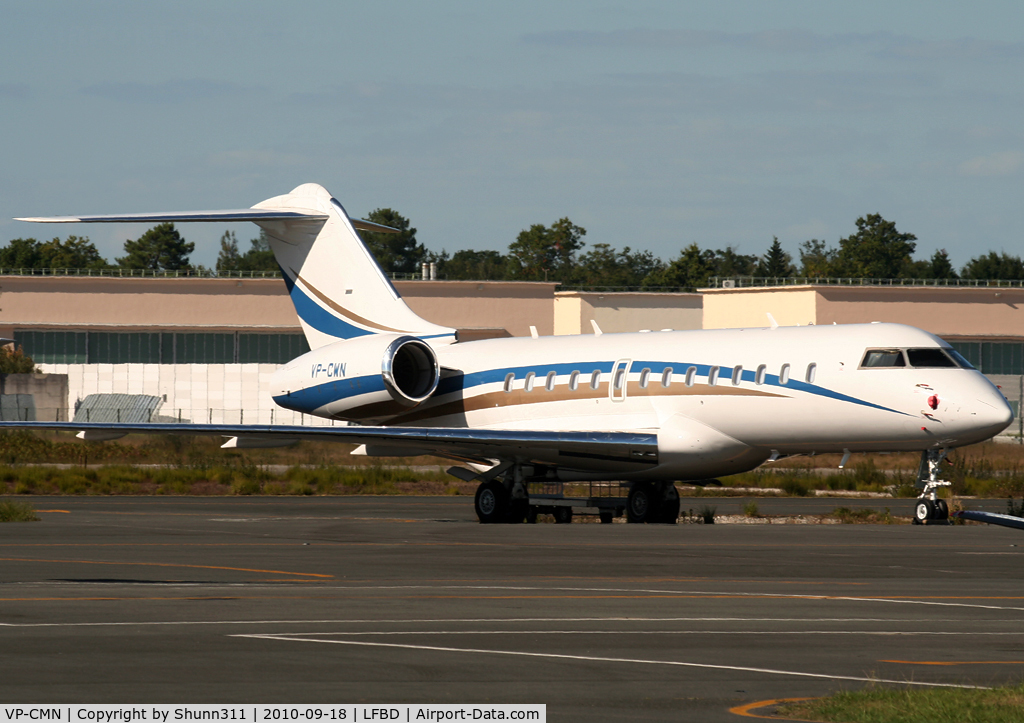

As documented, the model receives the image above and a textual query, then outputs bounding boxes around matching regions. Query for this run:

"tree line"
[3,210,1022,290]
[352,209,1024,289]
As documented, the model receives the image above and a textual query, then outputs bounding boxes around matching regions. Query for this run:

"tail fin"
[252,184,455,349]
[15,183,454,350]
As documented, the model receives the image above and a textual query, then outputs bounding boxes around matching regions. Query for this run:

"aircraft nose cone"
[976,393,1014,437]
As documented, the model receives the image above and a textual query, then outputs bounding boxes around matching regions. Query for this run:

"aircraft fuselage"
[271,322,1013,481]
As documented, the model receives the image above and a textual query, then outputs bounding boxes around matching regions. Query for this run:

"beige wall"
[0,276,557,339]
[0,277,300,334]
[554,291,702,335]
[398,281,556,338]
[11,275,1024,346]
[702,287,818,329]
[703,284,1024,340]
[815,287,1024,340]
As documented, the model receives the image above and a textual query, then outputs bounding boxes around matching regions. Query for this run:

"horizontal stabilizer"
[15,210,399,234]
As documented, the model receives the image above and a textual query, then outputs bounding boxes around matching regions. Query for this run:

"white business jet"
[10,183,1014,524]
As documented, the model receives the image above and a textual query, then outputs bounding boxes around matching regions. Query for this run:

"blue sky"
[1,1,1022,271]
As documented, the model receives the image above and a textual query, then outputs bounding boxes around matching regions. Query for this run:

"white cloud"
[958,150,1024,177]
[0,83,30,99]
[81,79,251,103]
[783,220,831,241]
[521,28,1024,62]
[208,150,308,169]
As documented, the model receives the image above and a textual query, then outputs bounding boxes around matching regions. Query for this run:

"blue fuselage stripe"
[274,374,387,412]
[277,357,906,417]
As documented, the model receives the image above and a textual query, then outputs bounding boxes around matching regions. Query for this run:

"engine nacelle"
[271,334,439,422]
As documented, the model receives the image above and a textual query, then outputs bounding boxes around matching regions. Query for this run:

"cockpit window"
[861,349,906,368]
[907,348,958,368]
[945,348,975,370]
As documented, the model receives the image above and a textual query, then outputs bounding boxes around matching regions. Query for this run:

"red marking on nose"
[928,395,939,410]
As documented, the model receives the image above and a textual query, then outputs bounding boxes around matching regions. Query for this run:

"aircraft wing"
[0,422,659,472]
[13,211,398,234]
[953,510,1024,531]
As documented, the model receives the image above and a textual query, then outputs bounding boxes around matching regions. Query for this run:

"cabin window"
[661,367,673,387]
[590,370,601,389]
[708,366,720,386]
[779,363,790,385]
[639,368,651,389]
[545,371,557,391]
[524,372,536,392]
[805,363,817,383]
[731,365,743,386]
[569,370,580,391]
[907,348,958,368]
[861,349,906,368]
[755,364,766,385]
[503,372,515,393]
[613,368,626,391]
[685,366,697,387]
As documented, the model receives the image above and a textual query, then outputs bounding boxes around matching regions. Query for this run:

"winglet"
[766,313,779,330]
[529,326,539,339]
[590,320,603,336]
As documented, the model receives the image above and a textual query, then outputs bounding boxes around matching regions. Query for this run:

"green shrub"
[0,500,39,522]
[742,501,759,517]
[824,474,856,491]
[831,506,896,524]
[231,477,261,495]
[286,480,313,496]
[780,476,810,496]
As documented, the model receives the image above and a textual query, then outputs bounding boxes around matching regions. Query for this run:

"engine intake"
[382,336,440,405]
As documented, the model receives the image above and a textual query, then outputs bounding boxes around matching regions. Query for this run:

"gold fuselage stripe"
[337,379,785,425]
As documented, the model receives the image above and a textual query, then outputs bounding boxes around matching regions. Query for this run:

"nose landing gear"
[913,449,951,525]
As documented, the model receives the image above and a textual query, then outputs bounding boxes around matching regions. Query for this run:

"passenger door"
[610,358,632,402]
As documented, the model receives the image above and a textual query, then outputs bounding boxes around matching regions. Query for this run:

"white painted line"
[234,634,988,689]
[0,615,1006,628]
[2,614,1015,626]
[12,580,1024,614]
[255,629,1024,637]
[223,583,1024,613]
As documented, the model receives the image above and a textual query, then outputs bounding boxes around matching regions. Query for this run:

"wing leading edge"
[0,422,659,472]
[14,210,399,234]
[953,510,1024,531]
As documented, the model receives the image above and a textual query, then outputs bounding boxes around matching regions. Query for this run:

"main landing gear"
[474,477,528,524]
[913,448,951,525]
[468,464,680,524]
[626,482,680,524]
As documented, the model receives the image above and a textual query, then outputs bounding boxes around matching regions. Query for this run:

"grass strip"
[0,463,457,496]
[778,684,1024,722]
[0,500,39,522]
[830,506,897,524]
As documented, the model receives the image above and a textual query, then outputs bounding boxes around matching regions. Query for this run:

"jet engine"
[271,334,440,422]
